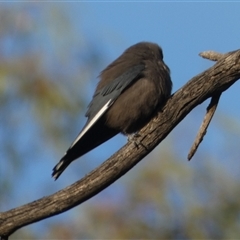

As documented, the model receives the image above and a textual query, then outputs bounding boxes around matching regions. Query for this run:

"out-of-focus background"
[1,2,240,239]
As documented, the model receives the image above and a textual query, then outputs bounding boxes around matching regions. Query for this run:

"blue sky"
[74,1,240,165]
[81,2,240,108]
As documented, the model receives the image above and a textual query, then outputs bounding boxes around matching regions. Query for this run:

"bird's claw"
[128,132,142,149]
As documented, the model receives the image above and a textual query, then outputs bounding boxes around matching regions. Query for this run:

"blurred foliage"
[0,3,103,203]
[0,3,240,240]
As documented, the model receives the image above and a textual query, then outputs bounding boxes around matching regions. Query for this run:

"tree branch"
[188,92,221,160]
[187,50,230,160]
[199,50,224,61]
[1,49,240,239]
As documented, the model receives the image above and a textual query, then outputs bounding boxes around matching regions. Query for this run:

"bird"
[52,42,172,180]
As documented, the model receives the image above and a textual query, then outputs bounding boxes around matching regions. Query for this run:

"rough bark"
[0,49,240,239]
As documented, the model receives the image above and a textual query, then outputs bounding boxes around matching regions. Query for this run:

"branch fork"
[188,51,224,160]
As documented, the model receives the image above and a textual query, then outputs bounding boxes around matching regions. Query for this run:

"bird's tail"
[52,120,119,180]
[52,155,71,180]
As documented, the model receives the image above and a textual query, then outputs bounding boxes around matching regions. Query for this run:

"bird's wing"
[70,64,145,148]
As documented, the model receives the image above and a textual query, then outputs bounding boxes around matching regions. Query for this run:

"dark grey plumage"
[52,42,172,180]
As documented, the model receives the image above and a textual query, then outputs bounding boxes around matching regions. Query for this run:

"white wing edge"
[70,99,113,148]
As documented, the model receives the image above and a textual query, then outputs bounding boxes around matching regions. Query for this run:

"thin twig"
[199,51,223,61]
[188,93,221,160]
[188,50,224,160]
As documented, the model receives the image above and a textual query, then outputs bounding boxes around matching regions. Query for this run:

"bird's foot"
[127,132,143,149]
